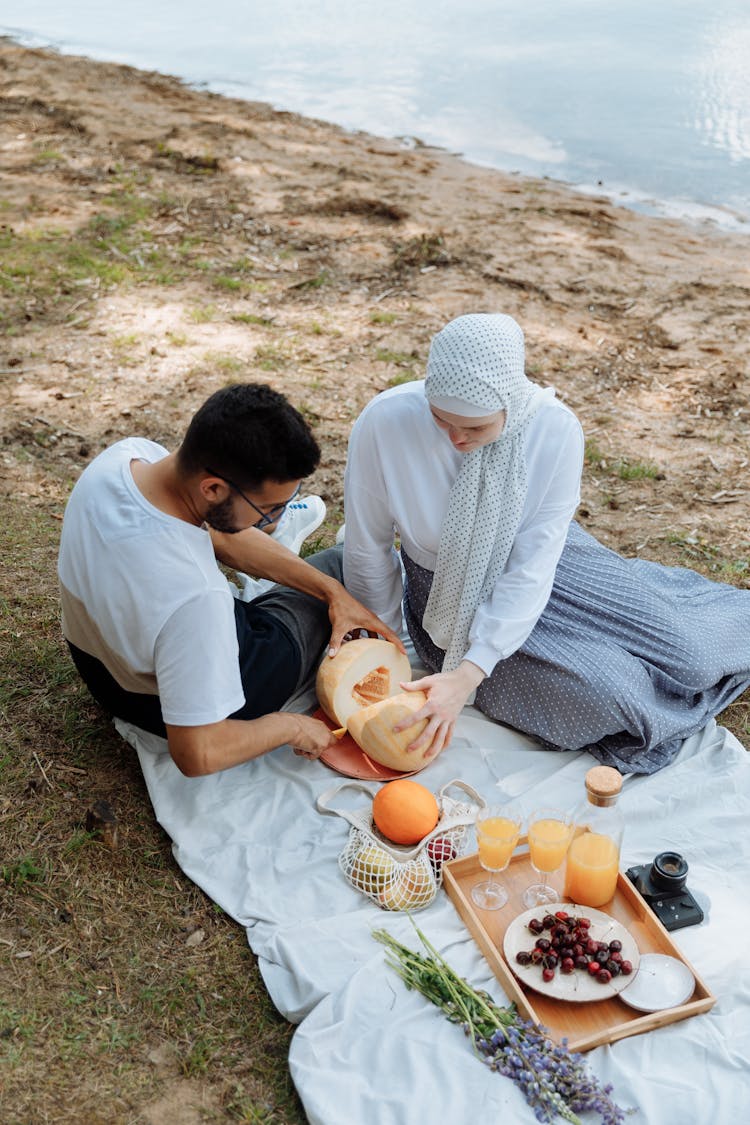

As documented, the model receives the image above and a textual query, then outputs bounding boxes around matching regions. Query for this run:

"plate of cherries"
[504,904,640,1003]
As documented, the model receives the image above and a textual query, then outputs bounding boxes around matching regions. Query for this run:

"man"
[58,382,402,777]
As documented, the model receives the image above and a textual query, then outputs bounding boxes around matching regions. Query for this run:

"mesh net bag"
[316,779,484,911]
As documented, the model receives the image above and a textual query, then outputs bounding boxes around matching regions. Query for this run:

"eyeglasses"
[205,467,301,530]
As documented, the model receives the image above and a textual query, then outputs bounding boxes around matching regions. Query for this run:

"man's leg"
[249,545,343,692]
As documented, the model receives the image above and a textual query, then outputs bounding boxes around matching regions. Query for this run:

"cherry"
[517,912,632,991]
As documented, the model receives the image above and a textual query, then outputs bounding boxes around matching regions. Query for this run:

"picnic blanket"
[115,659,750,1124]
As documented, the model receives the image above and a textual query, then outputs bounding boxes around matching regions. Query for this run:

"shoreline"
[1,37,749,572]
[2,28,749,239]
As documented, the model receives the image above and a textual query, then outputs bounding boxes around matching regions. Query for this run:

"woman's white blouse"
[343,380,584,676]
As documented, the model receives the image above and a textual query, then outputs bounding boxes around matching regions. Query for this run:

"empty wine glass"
[471,803,522,910]
[522,807,573,909]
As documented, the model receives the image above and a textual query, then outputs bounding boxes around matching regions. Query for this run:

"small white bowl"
[619,953,695,1012]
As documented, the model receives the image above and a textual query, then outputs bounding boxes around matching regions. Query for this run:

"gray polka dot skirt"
[402,521,750,774]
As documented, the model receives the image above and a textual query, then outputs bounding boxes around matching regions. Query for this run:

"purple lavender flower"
[373,925,632,1125]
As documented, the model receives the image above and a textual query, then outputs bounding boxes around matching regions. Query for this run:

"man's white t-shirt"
[58,438,246,726]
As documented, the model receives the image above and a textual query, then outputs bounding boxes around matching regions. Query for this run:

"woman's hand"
[394,661,486,760]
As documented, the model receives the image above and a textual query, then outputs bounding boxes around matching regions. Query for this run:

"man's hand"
[166,710,341,775]
[324,583,404,657]
[395,661,486,760]
[289,714,341,760]
[212,524,404,656]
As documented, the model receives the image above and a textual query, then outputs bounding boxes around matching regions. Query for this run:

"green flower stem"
[373,923,596,1125]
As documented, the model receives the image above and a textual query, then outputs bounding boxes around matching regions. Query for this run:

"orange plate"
[313,708,417,781]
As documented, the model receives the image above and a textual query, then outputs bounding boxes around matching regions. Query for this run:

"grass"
[232,313,276,327]
[375,348,416,366]
[0,184,279,336]
[0,500,306,1124]
[613,458,661,481]
[584,440,662,483]
[393,232,450,270]
[254,345,289,371]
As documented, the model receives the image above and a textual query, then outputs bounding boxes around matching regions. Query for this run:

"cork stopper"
[584,766,623,805]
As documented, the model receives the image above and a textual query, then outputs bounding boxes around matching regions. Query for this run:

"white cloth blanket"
[116,679,750,1125]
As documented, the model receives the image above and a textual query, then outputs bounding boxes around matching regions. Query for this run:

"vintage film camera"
[626,851,704,931]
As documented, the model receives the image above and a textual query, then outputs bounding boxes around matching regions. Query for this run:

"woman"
[342,313,750,774]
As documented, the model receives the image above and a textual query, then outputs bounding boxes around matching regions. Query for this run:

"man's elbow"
[165,723,221,777]
[172,752,212,778]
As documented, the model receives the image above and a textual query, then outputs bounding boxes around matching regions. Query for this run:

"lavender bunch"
[373,924,631,1125]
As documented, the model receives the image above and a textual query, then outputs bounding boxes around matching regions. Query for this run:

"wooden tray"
[443,844,716,1052]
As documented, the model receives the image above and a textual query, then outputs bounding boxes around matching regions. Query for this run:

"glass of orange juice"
[471,804,523,910]
[522,808,574,909]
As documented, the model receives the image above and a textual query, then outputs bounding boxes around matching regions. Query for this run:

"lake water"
[3,0,749,231]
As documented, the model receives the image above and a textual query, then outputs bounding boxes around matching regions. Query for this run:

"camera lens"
[650,851,688,892]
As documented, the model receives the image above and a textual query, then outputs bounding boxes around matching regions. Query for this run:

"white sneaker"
[233,495,326,601]
[335,523,346,545]
[272,495,327,554]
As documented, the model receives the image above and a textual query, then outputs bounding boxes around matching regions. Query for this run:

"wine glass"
[522,807,573,909]
[471,804,522,910]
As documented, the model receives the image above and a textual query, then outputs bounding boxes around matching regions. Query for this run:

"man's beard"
[204,497,242,534]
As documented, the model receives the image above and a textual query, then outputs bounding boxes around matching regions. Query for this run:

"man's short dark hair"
[177,383,320,487]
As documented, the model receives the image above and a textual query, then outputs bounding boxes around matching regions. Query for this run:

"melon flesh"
[347,692,431,772]
[316,638,412,726]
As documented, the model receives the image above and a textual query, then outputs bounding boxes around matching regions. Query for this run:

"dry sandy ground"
[1,38,749,566]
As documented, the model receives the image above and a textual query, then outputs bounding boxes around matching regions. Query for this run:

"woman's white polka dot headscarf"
[423,313,553,672]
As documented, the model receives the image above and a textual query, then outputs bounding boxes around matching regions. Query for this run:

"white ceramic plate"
[503,903,640,1003]
[618,953,695,1012]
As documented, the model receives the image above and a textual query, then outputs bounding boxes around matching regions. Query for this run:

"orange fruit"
[372,779,439,845]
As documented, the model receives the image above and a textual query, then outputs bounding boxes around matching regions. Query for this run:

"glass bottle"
[563,766,624,908]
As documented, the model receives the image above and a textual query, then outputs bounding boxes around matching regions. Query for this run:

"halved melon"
[316,638,431,771]
[316,638,412,727]
[347,691,430,772]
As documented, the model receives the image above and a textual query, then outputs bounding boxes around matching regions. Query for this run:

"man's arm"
[210,526,405,655]
[166,710,338,777]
